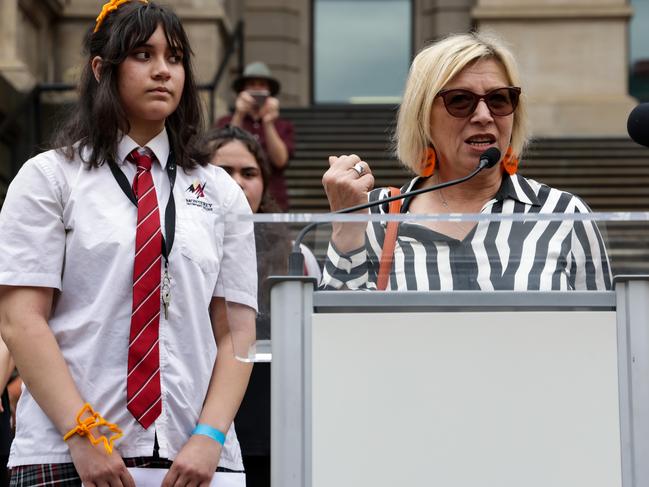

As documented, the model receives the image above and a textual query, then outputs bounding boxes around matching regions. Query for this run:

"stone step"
[285,178,649,191]
[296,161,648,171]
[292,137,647,152]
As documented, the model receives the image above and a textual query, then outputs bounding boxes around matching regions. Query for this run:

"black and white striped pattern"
[321,174,612,291]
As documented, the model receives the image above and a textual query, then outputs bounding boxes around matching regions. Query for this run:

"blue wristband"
[192,424,226,446]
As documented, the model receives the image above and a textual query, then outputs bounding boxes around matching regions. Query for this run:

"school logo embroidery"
[185,179,213,212]
[187,180,206,198]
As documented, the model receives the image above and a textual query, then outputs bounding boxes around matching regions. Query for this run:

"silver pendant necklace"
[435,175,451,209]
[435,174,473,235]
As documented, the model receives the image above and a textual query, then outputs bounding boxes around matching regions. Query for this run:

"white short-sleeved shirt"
[0,129,257,467]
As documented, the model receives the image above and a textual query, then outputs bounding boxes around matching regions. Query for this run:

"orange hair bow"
[94,0,148,33]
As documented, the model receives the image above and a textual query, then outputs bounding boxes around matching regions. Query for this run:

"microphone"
[478,146,501,169]
[627,103,649,148]
[288,147,502,275]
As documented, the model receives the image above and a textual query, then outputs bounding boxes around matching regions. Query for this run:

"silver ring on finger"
[352,162,365,177]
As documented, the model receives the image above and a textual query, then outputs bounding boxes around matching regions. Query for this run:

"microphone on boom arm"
[627,103,649,148]
[287,146,502,275]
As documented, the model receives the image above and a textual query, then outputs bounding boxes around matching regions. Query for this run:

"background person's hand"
[233,91,257,118]
[260,96,280,124]
[322,154,374,252]
[67,434,136,487]
[7,376,21,429]
[161,434,221,487]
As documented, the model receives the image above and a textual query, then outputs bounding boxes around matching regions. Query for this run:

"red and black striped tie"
[126,148,162,429]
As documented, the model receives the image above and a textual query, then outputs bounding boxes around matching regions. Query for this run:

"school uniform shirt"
[0,128,257,467]
[321,173,612,291]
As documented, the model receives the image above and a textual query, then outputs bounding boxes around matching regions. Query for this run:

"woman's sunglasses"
[436,86,521,118]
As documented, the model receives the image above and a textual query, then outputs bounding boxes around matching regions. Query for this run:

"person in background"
[0,338,14,486]
[0,1,256,485]
[202,125,320,487]
[216,62,295,210]
[321,32,611,291]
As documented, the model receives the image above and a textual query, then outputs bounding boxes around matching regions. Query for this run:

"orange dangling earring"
[501,146,519,175]
[421,147,436,177]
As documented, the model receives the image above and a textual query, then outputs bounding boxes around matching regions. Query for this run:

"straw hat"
[232,62,281,96]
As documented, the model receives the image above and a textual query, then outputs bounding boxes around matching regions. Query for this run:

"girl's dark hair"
[54,1,207,168]
[200,126,290,337]
[200,125,280,213]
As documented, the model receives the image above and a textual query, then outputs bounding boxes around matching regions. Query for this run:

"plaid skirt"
[10,458,244,486]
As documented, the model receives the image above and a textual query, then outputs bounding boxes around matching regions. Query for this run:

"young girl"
[0,2,256,486]
[201,126,320,487]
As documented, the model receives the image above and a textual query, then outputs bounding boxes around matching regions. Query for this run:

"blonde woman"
[321,32,611,291]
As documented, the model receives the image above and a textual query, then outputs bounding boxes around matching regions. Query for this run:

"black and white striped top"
[321,174,612,291]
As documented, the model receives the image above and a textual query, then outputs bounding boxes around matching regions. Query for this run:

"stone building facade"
[240,0,636,136]
[0,0,640,202]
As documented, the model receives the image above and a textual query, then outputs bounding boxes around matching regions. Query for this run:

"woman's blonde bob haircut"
[396,31,529,175]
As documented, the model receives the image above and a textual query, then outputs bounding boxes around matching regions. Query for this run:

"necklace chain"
[434,174,474,235]
[435,175,450,209]
[438,187,450,209]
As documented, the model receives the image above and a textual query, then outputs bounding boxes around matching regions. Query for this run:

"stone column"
[415,0,474,50]
[0,0,64,90]
[0,0,26,88]
[473,0,636,137]
[242,0,310,107]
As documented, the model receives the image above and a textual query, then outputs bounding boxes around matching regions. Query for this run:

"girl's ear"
[91,56,103,83]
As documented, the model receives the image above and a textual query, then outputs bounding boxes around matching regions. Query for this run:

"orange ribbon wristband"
[63,403,123,454]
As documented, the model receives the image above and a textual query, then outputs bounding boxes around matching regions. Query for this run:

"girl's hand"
[322,154,375,252]
[67,435,135,487]
[161,434,221,487]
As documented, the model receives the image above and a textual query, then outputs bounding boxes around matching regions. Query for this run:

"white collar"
[116,127,170,169]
